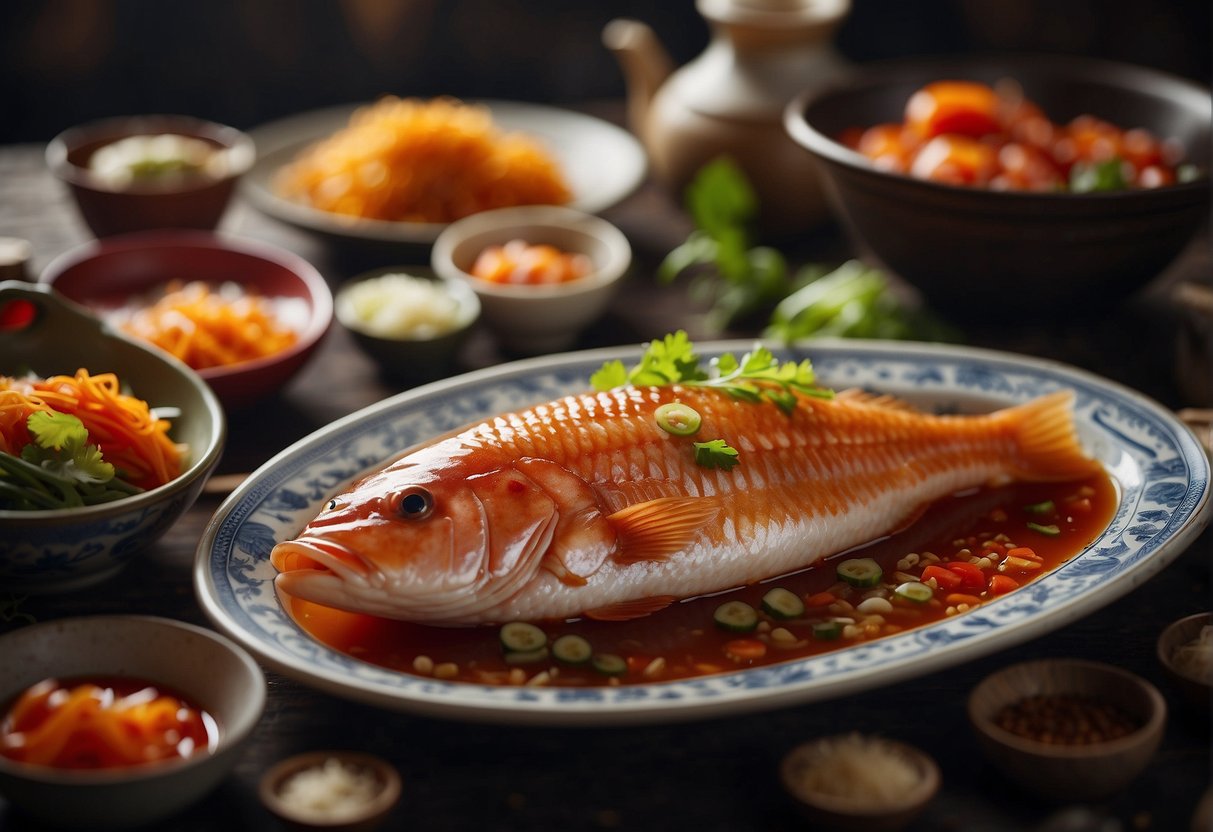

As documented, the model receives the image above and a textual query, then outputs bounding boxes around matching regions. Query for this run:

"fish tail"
[1001,390,1100,481]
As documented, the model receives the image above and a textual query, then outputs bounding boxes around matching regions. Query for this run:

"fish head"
[270,443,560,624]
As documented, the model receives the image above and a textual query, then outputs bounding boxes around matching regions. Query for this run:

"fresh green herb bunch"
[0,411,141,511]
[657,158,794,330]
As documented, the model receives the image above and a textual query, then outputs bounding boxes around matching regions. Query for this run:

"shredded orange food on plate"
[0,370,181,490]
[118,281,298,371]
[273,96,572,223]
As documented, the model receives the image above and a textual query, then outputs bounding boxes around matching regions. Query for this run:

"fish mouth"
[270,537,372,582]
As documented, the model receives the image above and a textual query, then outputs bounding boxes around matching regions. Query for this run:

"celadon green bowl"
[0,281,225,593]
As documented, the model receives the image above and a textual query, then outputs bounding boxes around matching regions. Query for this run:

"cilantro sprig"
[590,331,834,471]
[591,330,833,414]
[0,411,141,511]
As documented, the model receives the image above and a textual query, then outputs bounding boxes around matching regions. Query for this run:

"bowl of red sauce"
[40,230,333,410]
[785,55,1211,316]
[0,615,265,830]
[431,205,631,355]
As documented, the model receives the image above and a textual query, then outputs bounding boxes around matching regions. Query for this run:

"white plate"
[242,100,647,245]
[194,340,1211,725]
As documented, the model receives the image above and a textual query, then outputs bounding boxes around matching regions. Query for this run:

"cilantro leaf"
[693,439,740,470]
[28,411,87,451]
[590,360,628,392]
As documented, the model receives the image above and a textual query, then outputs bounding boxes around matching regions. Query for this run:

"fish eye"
[396,486,434,521]
[326,499,338,511]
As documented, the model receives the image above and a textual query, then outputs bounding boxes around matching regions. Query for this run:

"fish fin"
[585,595,677,621]
[607,497,720,564]
[834,388,923,412]
[1003,391,1101,481]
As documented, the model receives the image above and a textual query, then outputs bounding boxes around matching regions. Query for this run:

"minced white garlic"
[1173,624,1213,684]
[338,273,464,339]
[784,734,922,806]
[277,758,381,821]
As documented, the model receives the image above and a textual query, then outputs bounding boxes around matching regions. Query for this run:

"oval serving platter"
[243,100,647,246]
[194,340,1210,725]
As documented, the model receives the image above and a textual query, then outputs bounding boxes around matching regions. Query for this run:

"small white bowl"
[0,615,265,830]
[431,205,631,355]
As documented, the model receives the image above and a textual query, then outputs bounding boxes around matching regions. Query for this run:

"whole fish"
[271,385,1099,625]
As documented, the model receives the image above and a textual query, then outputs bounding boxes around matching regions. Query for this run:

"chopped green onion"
[654,402,702,437]
[811,621,843,640]
[1023,500,1055,515]
[591,653,628,677]
[1026,522,1061,537]
[552,634,593,665]
[500,622,547,653]
[894,581,934,604]
[761,587,805,620]
[713,601,759,633]
[836,557,882,588]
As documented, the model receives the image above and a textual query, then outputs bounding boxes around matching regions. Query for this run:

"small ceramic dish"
[778,734,939,831]
[1156,611,1212,716]
[259,751,402,832]
[46,114,255,238]
[967,658,1166,802]
[0,615,265,830]
[431,205,631,355]
[785,55,1211,315]
[0,280,224,593]
[335,266,479,385]
[40,230,333,410]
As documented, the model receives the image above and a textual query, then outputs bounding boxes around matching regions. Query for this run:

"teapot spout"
[602,18,674,141]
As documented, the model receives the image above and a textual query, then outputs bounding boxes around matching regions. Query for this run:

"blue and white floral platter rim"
[194,339,1210,725]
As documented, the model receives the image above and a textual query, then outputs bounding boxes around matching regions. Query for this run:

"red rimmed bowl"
[46,114,255,238]
[40,230,333,410]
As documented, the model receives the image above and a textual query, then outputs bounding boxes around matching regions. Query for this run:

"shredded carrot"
[273,96,571,224]
[0,370,182,490]
[116,281,298,371]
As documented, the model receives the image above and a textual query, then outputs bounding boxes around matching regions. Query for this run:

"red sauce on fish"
[0,676,219,769]
[284,473,1116,687]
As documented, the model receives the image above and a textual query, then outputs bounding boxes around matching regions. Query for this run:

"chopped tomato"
[942,561,987,591]
[988,575,1021,596]
[905,81,1002,139]
[909,135,998,185]
[804,591,837,608]
[856,123,918,173]
[921,564,962,592]
[723,639,768,661]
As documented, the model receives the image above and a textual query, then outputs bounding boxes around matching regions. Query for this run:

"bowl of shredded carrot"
[39,230,333,410]
[0,615,264,830]
[0,280,224,594]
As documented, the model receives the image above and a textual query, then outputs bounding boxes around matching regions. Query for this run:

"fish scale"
[271,384,1100,625]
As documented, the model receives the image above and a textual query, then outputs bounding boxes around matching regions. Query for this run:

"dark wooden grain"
[1,141,1209,832]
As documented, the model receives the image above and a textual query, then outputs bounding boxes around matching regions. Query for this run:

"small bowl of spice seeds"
[967,659,1166,802]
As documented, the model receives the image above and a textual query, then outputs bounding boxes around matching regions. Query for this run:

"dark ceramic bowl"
[259,751,402,831]
[968,659,1166,802]
[336,266,480,386]
[0,282,225,593]
[47,114,255,238]
[1156,611,1211,718]
[785,55,1211,316]
[40,230,332,410]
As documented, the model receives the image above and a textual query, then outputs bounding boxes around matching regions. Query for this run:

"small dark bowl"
[785,55,1211,316]
[968,659,1166,802]
[40,230,332,410]
[259,751,401,832]
[47,114,255,238]
[336,266,480,386]
[1156,611,1212,718]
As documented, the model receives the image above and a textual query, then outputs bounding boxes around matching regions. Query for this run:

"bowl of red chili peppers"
[785,55,1211,316]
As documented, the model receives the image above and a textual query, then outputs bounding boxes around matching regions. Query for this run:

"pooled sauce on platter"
[283,472,1116,688]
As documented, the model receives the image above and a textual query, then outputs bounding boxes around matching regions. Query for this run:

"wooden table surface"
[1,139,1210,832]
